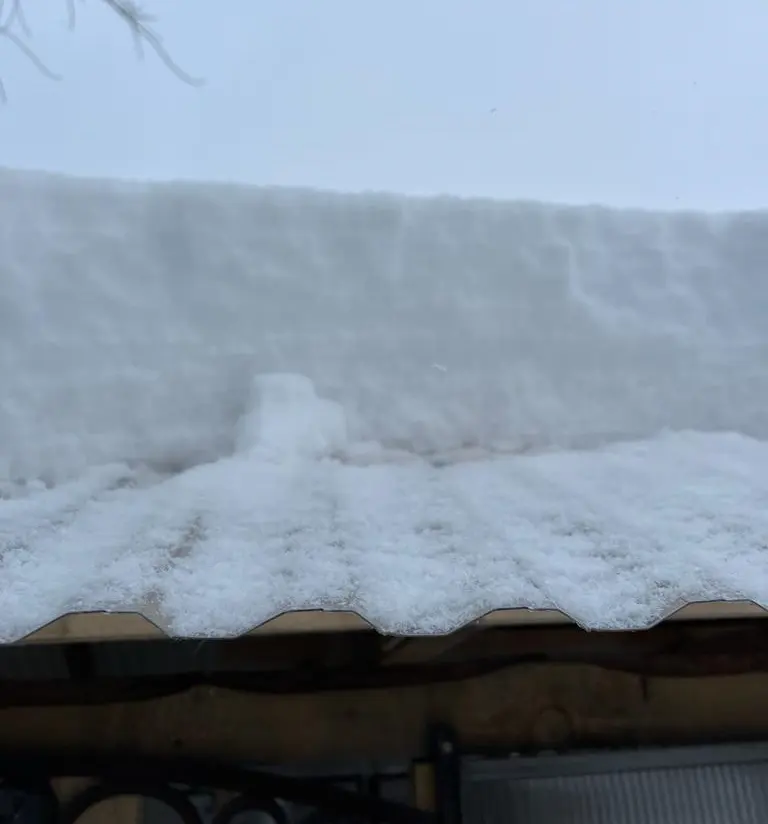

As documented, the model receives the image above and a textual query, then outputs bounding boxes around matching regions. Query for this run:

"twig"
[2,27,61,80]
[0,0,203,102]
[65,0,78,30]
[0,0,62,100]
[101,0,204,86]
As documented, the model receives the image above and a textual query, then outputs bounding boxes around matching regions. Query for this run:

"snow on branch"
[0,0,203,101]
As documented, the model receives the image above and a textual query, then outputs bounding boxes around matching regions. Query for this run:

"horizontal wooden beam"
[1,663,768,764]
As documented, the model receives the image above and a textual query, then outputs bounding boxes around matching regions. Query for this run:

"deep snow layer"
[2,168,768,485]
[1,168,768,639]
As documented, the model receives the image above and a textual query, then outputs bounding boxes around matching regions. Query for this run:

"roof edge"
[15,600,768,645]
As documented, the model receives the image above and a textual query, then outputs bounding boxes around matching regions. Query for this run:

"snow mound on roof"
[1,167,768,638]
[235,373,349,461]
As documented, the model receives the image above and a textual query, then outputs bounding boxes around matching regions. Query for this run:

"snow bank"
[1,167,768,639]
[2,168,768,485]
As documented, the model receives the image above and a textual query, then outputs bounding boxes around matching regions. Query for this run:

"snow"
[1,167,768,640]
[234,373,349,461]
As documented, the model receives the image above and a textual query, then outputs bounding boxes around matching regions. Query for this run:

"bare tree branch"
[65,0,78,31]
[0,0,203,101]
[0,0,62,101]
[7,0,32,38]
[101,0,203,86]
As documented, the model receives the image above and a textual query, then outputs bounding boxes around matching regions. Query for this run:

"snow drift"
[1,167,767,640]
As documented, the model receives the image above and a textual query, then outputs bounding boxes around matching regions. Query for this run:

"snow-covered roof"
[2,167,768,642]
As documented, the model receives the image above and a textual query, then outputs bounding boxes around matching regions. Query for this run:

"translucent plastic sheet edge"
[16,599,768,646]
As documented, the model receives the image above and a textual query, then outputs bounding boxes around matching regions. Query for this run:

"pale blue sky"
[2,0,767,209]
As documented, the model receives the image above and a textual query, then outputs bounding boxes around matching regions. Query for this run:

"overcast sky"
[2,0,767,209]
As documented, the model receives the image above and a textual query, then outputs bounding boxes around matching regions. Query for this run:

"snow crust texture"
[1,168,768,639]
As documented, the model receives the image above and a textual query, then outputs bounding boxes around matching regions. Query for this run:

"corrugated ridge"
[13,598,768,645]
[463,754,768,823]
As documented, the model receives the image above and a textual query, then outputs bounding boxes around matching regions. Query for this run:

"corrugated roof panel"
[16,600,768,645]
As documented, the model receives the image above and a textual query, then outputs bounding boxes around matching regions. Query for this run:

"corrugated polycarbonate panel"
[462,744,768,823]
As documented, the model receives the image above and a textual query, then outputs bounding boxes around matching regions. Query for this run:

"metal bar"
[431,727,463,824]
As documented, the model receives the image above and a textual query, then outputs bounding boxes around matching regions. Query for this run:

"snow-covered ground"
[1,167,767,639]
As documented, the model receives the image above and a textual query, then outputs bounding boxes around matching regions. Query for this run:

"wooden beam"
[410,763,436,812]
[1,664,768,764]
[381,625,481,666]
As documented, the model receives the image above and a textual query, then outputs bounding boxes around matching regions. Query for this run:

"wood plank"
[1,663,768,764]
[411,763,436,812]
